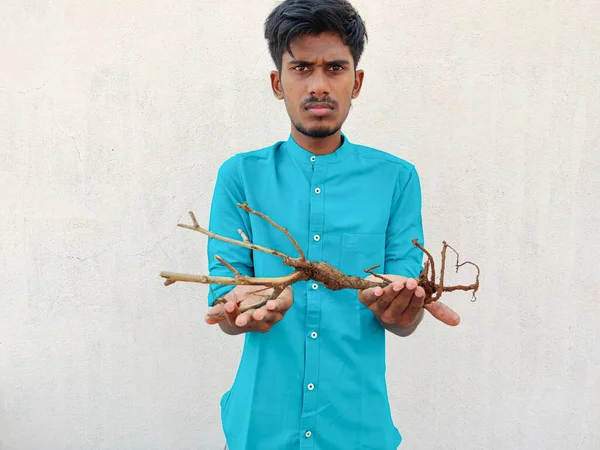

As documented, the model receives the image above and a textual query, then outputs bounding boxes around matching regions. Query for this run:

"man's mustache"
[302,96,338,109]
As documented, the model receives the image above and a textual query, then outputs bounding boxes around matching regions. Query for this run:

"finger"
[224,301,241,327]
[400,287,426,323]
[205,303,227,324]
[250,288,292,317]
[377,279,406,311]
[271,287,294,312]
[238,310,276,333]
[251,287,293,324]
[235,308,257,327]
[359,285,385,307]
[380,280,418,322]
[406,285,425,311]
[255,288,292,322]
[252,305,282,323]
[424,301,461,326]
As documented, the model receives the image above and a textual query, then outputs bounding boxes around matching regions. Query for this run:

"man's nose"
[308,69,331,97]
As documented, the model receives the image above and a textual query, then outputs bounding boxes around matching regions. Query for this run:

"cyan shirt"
[207,133,424,450]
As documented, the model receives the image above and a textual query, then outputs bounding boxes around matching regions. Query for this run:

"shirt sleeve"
[206,155,254,306]
[384,164,425,279]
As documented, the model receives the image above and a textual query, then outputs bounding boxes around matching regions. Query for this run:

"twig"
[161,204,480,314]
[237,202,305,260]
[215,255,240,277]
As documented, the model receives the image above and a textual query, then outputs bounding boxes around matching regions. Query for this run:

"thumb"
[424,301,461,326]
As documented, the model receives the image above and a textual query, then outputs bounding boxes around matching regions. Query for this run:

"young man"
[204,1,459,448]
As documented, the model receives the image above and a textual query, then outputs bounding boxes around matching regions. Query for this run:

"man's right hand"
[205,285,294,334]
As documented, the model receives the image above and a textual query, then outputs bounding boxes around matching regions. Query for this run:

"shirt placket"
[300,157,326,448]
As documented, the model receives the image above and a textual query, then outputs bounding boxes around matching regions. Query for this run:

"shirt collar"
[284,132,354,164]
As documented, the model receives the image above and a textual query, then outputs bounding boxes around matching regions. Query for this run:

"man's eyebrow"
[327,59,351,66]
[288,59,313,66]
[288,59,351,66]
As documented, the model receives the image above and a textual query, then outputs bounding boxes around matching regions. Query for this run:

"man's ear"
[270,71,284,100]
[352,69,365,99]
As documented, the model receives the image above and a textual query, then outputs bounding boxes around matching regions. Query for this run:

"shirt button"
[311,332,318,339]
[310,156,316,162]
[306,431,312,438]
[313,234,320,241]
[312,283,318,290]
[308,383,315,390]
[314,187,321,194]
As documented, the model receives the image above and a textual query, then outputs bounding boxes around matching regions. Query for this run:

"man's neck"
[290,128,343,156]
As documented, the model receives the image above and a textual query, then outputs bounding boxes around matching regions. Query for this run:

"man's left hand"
[358,274,460,328]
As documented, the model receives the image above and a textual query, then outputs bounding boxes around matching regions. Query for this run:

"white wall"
[1,1,599,449]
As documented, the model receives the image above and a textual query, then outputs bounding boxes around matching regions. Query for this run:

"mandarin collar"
[284,132,354,164]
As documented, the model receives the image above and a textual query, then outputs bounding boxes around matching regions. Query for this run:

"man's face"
[271,32,364,139]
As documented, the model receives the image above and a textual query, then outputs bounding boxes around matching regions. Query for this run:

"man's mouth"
[305,103,334,117]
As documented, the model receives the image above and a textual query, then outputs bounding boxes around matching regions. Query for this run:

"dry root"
[160,202,480,319]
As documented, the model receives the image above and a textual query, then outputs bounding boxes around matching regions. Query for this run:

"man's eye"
[295,65,308,71]
[330,65,343,71]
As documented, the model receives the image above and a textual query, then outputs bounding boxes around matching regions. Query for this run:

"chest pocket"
[338,233,387,278]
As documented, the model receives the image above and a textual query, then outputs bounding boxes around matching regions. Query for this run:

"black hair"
[264,0,368,72]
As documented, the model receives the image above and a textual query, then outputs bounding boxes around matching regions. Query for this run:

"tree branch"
[161,204,481,311]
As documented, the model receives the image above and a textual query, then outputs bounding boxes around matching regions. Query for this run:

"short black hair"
[264,0,368,72]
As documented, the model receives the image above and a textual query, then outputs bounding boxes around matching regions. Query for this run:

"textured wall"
[1,1,599,449]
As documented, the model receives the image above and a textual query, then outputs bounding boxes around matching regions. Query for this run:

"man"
[204,1,459,448]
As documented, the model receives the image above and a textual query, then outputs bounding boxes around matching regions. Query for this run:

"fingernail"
[393,282,402,292]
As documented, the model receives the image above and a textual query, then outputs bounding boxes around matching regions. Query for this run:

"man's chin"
[294,122,341,139]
